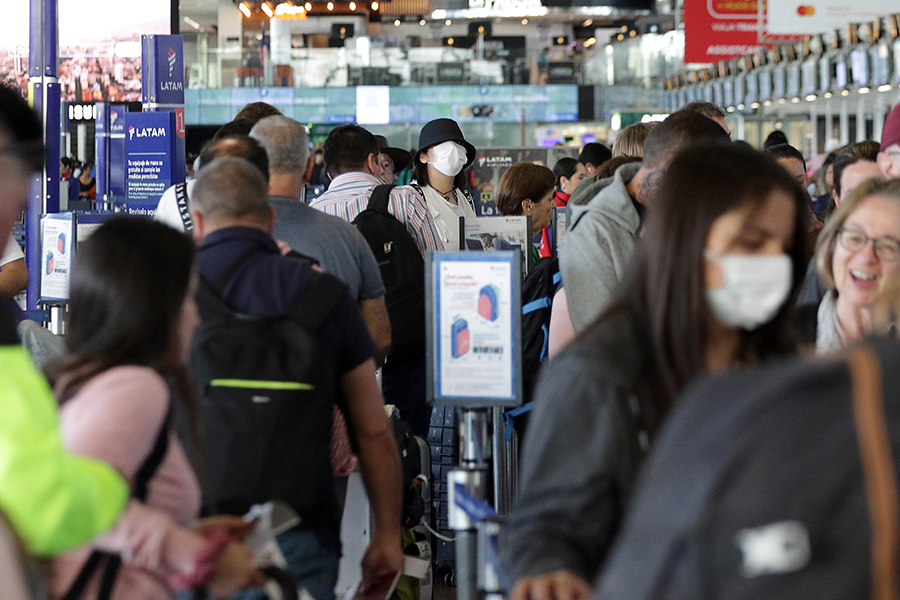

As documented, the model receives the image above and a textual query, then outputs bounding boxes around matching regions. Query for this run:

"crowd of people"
[3,81,900,600]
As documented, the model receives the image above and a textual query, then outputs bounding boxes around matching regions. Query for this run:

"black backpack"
[521,257,561,401]
[353,184,426,366]
[596,338,900,600]
[191,250,348,519]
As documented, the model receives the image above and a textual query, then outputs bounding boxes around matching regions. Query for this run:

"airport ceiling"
[177,0,663,25]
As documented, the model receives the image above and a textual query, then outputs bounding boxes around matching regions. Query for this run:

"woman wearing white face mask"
[412,119,478,251]
[810,178,900,354]
[502,144,808,600]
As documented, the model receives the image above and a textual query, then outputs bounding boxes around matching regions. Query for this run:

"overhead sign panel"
[766,0,897,35]
[683,0,769,63]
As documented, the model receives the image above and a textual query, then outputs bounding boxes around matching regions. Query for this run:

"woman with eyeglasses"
[813,177,900,353]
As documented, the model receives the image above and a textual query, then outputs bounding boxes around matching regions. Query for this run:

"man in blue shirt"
[190,157,403,600]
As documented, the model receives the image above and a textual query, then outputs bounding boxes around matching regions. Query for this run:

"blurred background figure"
[551,157,584,208]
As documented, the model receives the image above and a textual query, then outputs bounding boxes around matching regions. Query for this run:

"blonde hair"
[612,122,657,158]
[816,177,900,290]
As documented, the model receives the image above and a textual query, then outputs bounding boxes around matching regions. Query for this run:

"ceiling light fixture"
[238,2,252,17]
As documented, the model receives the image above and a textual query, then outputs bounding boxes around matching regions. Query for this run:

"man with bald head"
[190,157,403,600]
[155,134,270,232]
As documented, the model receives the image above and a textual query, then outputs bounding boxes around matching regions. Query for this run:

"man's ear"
[877,151,897,178]
[303,154,315,183]
[832,189,840,208]
[191,211,204,241]
[365,153,380,175]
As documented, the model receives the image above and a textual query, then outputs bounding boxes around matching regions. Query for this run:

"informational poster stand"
[426,250,522,600]
[462,216,532,274]
[123,111,180,216]
[40,214,74,303]
[552,208,566,258]
[426,251,523,408]
[39,212,117,302]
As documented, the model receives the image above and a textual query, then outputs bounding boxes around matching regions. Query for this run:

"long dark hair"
[596,143,808,431]
[48,217,200,440]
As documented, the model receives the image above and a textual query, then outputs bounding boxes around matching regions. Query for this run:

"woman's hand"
[206,541,266,598]
[509,570,592,600]
[194,515,257,542]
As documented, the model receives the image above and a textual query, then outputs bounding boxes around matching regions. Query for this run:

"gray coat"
[560,163,643,333]
[500,312,648,583]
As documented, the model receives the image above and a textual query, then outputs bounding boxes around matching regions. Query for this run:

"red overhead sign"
[683,0,769,64]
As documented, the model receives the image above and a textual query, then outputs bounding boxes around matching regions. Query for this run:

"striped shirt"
[309,172,445,253]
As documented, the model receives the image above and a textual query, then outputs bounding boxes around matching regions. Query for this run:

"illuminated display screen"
[0,0,171,101]
[184,85,580,126]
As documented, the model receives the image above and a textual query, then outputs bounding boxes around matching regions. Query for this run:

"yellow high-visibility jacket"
[0,313,127,556]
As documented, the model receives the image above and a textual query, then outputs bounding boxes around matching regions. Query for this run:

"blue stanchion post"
[26,0,61,310]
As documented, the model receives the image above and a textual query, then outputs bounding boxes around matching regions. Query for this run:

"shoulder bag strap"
[174,182,193,233]
[62,408,172,600]
[848,344,900,600]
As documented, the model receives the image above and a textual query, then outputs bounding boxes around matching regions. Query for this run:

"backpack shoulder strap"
[286,272,349,333]
[284,249,320,268]
[174,182,193,233]
[848,344,900,600]
[460,187,476,212]
[409,182,425,200]
[132,408,172,502]
[366,184,396,215]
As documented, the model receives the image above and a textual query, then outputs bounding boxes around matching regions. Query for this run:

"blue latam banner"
[124,111,177,213]
[142,35,185,106]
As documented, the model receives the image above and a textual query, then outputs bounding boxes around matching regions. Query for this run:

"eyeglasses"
[837,228,900,262]
[0,141,45,173]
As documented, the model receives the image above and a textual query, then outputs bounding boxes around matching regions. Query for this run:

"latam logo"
[128,126,167,140]
[167,48,177,77]
[796,4,815,15]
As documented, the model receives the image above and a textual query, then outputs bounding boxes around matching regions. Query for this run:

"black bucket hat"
[417,118,476,170]
[374,135,412,173]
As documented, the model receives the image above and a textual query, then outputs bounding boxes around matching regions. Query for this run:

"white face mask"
[705,253,793,330]
[430,141,468,177]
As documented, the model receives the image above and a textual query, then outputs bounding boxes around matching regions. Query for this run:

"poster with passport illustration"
[426,251,522,407]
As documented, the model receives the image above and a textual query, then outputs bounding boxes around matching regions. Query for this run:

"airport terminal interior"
[4,0,900,599]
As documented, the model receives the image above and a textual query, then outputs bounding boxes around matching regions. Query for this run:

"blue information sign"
[142,35,185,107]
[124,111,177,215]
